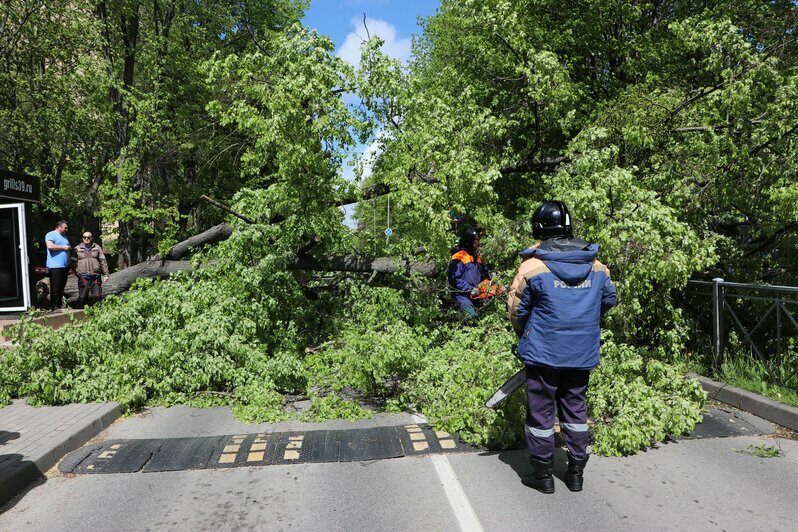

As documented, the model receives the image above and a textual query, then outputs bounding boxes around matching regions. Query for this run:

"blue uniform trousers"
[525,365,590,462]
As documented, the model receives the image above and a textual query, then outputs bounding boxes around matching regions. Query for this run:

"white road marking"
[413,414,484,532]
[431,455,485,532]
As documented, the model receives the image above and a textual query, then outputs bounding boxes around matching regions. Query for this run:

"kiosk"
[0,169,40,312]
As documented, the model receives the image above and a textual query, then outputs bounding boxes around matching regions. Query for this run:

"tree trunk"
[62,253,437,303]
[288,255,437,277]
[153,222,233,261]
[56,221,436,303]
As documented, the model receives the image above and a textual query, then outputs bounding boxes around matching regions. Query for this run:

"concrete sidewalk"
[0,399,121,506]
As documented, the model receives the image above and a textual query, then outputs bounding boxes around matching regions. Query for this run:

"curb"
[0,402,122,507]
[688,373,798,433]
[0,310,85,342]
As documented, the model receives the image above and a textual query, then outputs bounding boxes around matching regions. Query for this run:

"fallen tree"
[60,222,233,304]
[62,254,436,301]
[62,250,437,304]
[56,211,436,303]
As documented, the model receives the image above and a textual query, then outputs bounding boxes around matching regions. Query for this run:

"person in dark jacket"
[507,201,617,494]
[447,227,490,320]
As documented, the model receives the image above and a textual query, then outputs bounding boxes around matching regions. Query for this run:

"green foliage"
[736,443,782,458]
[298,392,372,422]
[401,313,526,449]
[588,339,707,456]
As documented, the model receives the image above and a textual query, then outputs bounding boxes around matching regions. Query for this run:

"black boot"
[565,454,589,492]
[522,458,555,494]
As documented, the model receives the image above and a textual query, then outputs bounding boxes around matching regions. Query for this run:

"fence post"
[712,278,725,369]
[776,295,782,386]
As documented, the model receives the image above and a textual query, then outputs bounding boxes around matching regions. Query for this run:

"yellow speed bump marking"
[410,432,426,441]
[439,439,456,449]
[435,431,450,439]
[219,454,236,464]
[250,442,267,451]
[413,441,429,452]
[247,452,264,462]
[405,425,422,433]
[110,444,122,450]
[98,451,116,459]
[283,435,303,460]
[223,444,240,453]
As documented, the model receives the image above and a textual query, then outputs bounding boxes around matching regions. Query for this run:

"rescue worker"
[75,231,110,308]
[447,227,490,320]
[507,201,617,493]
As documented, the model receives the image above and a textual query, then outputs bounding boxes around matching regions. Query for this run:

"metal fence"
[685,279,798,386]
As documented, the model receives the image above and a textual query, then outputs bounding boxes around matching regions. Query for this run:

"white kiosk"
[1,170,40,312]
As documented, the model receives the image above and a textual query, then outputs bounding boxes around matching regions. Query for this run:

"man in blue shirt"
[45,220,71,311]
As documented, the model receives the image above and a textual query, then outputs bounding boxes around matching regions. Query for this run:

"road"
[1,406,796,531]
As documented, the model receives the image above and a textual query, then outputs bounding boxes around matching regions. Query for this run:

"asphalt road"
[2,407,797,531]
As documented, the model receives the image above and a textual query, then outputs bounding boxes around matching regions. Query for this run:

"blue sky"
[303,0,439,65]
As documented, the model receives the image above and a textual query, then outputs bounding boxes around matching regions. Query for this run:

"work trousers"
[49,267,69,310]
[525,365,590,462]
[78,276,102,308]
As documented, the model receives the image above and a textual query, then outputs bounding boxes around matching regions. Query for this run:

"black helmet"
[458,227,481,249]
[532,201,573,240]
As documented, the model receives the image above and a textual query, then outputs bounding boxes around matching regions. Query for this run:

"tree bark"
[64,260,194,303]
[152,222,233,261]
[287,255,437,277]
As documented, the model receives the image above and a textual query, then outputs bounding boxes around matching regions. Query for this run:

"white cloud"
[360,133,382,180]
[337,16,412,67]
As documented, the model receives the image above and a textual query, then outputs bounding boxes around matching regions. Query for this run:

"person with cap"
[75,231,110,308]
[44,220,71,311]
[507,201,617,493]
[447,227,491,320]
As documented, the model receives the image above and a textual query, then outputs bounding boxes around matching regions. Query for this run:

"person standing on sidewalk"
[44,220,71,312]
[507,201,617,494]
[75,232,110,308]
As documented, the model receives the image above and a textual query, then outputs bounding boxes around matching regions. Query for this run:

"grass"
[716,354,798,407]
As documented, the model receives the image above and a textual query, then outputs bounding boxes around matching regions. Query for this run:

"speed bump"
[59,424,477,475]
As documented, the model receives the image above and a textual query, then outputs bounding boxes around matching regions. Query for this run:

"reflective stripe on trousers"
[560,423,588,433]
[525,425,555,438]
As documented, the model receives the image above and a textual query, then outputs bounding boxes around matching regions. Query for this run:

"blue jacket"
[507,243,617,370]
[447,247,489,310]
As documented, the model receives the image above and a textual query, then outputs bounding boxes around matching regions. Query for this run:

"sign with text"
[0,169,41,203]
